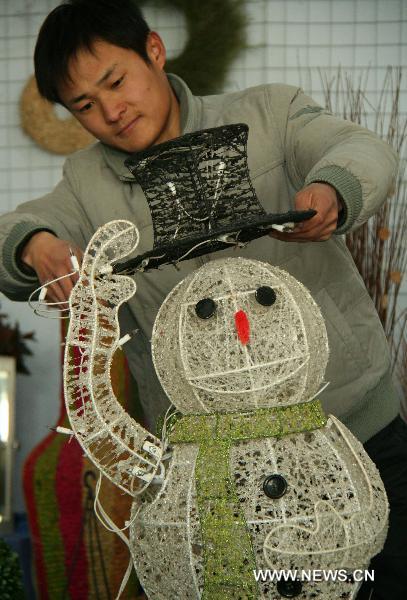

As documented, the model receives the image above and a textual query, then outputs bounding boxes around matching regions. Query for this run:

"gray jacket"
[0,75,399,440]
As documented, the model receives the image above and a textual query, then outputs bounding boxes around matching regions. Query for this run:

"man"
[0,1,404,597]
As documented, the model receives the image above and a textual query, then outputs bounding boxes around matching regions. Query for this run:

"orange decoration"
[390,271,402,284]
[378,227,391,241]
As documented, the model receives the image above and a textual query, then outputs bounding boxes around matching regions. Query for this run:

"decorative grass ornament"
[142,0,247,95]
[64,219,389,599]
[19,0,246,154]
[320,66,407,400]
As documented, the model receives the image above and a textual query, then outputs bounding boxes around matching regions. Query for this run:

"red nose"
[235,309,250,345]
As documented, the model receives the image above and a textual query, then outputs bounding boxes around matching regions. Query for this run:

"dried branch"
[319,66,407,398]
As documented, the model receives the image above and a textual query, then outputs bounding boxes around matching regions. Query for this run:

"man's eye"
[112,76,124,89]
[79,102,93,113]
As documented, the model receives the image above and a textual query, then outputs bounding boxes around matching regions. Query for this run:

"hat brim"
[113,209,316,274]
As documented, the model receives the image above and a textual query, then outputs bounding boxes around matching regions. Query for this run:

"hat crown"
[125,124,265,247]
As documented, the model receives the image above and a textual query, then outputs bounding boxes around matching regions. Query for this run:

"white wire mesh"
[131,421,388,600]
[64,220,163,496]
[63,221,388,599]
[152,257,329,413]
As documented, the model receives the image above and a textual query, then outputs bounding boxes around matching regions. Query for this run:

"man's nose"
[101,100,126,123]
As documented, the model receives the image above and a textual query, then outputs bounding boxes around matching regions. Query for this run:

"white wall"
[0,0,406,512]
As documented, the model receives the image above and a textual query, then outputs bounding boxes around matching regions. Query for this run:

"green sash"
[169,400,327,599]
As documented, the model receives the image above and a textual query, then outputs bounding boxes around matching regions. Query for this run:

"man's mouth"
[117,117,140,137]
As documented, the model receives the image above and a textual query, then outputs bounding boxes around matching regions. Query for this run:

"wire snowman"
[64,219,388,600]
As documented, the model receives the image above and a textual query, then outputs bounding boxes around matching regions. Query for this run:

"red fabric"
[56,437,88,599]
[54,343,89,598]
[234,309,250,345]
[22,322,68,599]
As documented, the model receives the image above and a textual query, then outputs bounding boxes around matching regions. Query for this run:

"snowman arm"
[63,221,163,496]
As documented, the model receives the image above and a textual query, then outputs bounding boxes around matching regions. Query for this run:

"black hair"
[34,0,151,104]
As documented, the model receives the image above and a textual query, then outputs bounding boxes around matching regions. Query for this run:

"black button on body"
[255,286,276,306]
[195,298,216,319]
[263,474,287,499]
[277,579,302,597]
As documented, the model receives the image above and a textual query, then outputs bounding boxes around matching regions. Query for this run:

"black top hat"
[113,123,314,274]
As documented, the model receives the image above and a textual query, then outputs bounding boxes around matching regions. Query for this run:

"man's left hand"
[270,182,343,242]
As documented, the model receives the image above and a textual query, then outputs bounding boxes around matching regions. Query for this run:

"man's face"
[58,33,180,153]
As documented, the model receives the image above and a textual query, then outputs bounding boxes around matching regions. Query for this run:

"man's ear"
[146,31,166,69]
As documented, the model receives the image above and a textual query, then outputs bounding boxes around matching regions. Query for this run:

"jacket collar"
[99,74,201,181]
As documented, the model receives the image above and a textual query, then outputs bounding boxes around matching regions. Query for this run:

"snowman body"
[129,257,388,599]
[130,423,386,599]
[64,222,388,600]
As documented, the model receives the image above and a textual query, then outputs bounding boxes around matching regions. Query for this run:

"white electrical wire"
[91,466,167,600]
[27,248,81,319]
[28,270,77,319]
[92,473,139,600]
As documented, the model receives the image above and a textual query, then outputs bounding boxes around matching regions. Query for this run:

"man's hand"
[21,231,83,304]
[270,182,343,242]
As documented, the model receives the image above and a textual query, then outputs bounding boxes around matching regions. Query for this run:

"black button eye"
[255,286,276,306]
[195,298,217,319]
[263,474,287,499]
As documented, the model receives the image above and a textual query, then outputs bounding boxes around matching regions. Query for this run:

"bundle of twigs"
[320,66,407,398]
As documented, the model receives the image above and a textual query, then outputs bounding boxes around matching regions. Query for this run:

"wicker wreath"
[20,75,95,155]
[19,0,246,155]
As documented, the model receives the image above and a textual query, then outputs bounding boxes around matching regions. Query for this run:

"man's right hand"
[21,231,83,304]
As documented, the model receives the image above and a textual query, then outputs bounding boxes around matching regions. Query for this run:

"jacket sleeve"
[0,158,91,301]
[279,87,398,234]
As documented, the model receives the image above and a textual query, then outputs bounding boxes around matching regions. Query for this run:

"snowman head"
[152,258,328,414]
